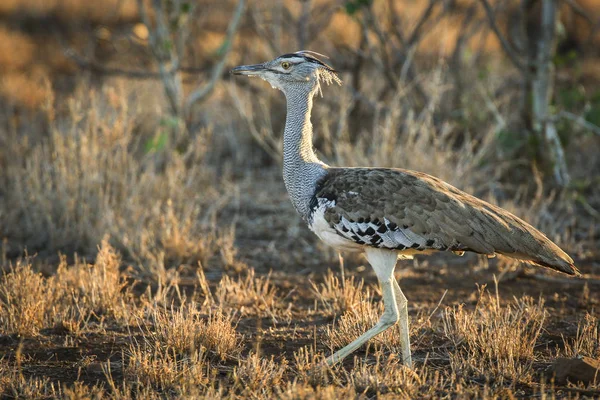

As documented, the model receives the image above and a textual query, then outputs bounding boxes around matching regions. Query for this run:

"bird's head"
[231,51,342,96]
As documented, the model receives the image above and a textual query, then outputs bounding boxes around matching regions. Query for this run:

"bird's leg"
[326,248,399,366]
[393,278,412,368]
[326,278,398,366]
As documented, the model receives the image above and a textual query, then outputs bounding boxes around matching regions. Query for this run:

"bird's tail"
[526,257,580,276]
[500,239,580,276]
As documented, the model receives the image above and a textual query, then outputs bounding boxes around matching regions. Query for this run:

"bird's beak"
[230,63,266,76]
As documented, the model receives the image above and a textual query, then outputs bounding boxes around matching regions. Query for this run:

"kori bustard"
[231,51,579,368]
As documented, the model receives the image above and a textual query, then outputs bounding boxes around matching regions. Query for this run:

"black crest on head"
[280,50,337,73]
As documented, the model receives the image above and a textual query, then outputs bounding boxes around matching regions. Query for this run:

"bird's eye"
[281,61,290,70]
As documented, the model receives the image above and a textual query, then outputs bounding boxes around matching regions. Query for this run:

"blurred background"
[0,0,599,278]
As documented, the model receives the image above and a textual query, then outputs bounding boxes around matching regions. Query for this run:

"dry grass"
[311,269,368,315]
[293,345,331,387]
[148,305,241,360]
[325,295,404,355]
[215,268,280,318]
[126,288,241,393]
[55,237,130,322]
[0,241,596,398]
[346,356,445,398]
[0,239,129,336]
[0,366,58,399]
[0,0,598,398]
[233,352,288,396]
[443,284,546,383]
[561,313,600,359]
[0,261,48,336]
[1,84,229,280]
[126,344,211,390]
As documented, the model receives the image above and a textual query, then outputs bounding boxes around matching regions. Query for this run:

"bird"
[231,51,579,368]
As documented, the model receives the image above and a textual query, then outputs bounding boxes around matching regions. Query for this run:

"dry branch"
[137,0,187,115]
[564,0,600,41]
[557,111,600,136]
[185,0,246,117]
[64,49,206,79]
[478,0,525,71]
[297,0,311,50]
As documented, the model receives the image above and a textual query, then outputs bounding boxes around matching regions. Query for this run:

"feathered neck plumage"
[281,85,327,220]
[284,86,323,165]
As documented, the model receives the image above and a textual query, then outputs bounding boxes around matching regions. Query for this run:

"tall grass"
[0,84,225,278]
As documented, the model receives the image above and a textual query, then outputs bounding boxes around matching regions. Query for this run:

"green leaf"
[557,87,585,110]
[144,132,169,153]
[584,106,600,127]
[496,129,526,154]
[344,0,372,15]
[162,39,173,53]
[160,116,180,128]
[345,2,358,14]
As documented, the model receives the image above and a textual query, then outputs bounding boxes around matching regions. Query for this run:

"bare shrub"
[443,286,546,382]
[314,67,500,194]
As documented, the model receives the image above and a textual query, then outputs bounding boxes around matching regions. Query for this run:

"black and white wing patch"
[308,195,446,253]
[332,215,434,251]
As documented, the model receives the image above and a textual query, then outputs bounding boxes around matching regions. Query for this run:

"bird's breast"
[308,198,363,252]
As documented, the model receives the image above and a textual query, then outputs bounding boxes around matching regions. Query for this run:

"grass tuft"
[0,261,48,336]
[216,268,279,317]
[311,270,367,315]
[149,305,241,361]
[443,285,546,383]
[233,352,288,395]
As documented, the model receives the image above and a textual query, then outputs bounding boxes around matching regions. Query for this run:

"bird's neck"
[282,86,327,220]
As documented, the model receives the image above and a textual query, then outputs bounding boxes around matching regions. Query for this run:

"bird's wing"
[313,167,578,275]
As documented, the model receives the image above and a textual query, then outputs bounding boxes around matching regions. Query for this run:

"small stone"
[551,356,600,385]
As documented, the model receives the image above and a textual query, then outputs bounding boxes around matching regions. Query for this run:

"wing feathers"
[314,167,579,276]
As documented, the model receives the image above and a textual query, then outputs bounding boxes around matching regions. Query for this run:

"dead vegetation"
[0,239,129,336]
[0,0,599,398]
[0,242,598,397]
[311,269,368,315]
[443,284,546,383]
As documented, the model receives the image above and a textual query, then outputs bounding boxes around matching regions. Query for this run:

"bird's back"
[311,167,579,276]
